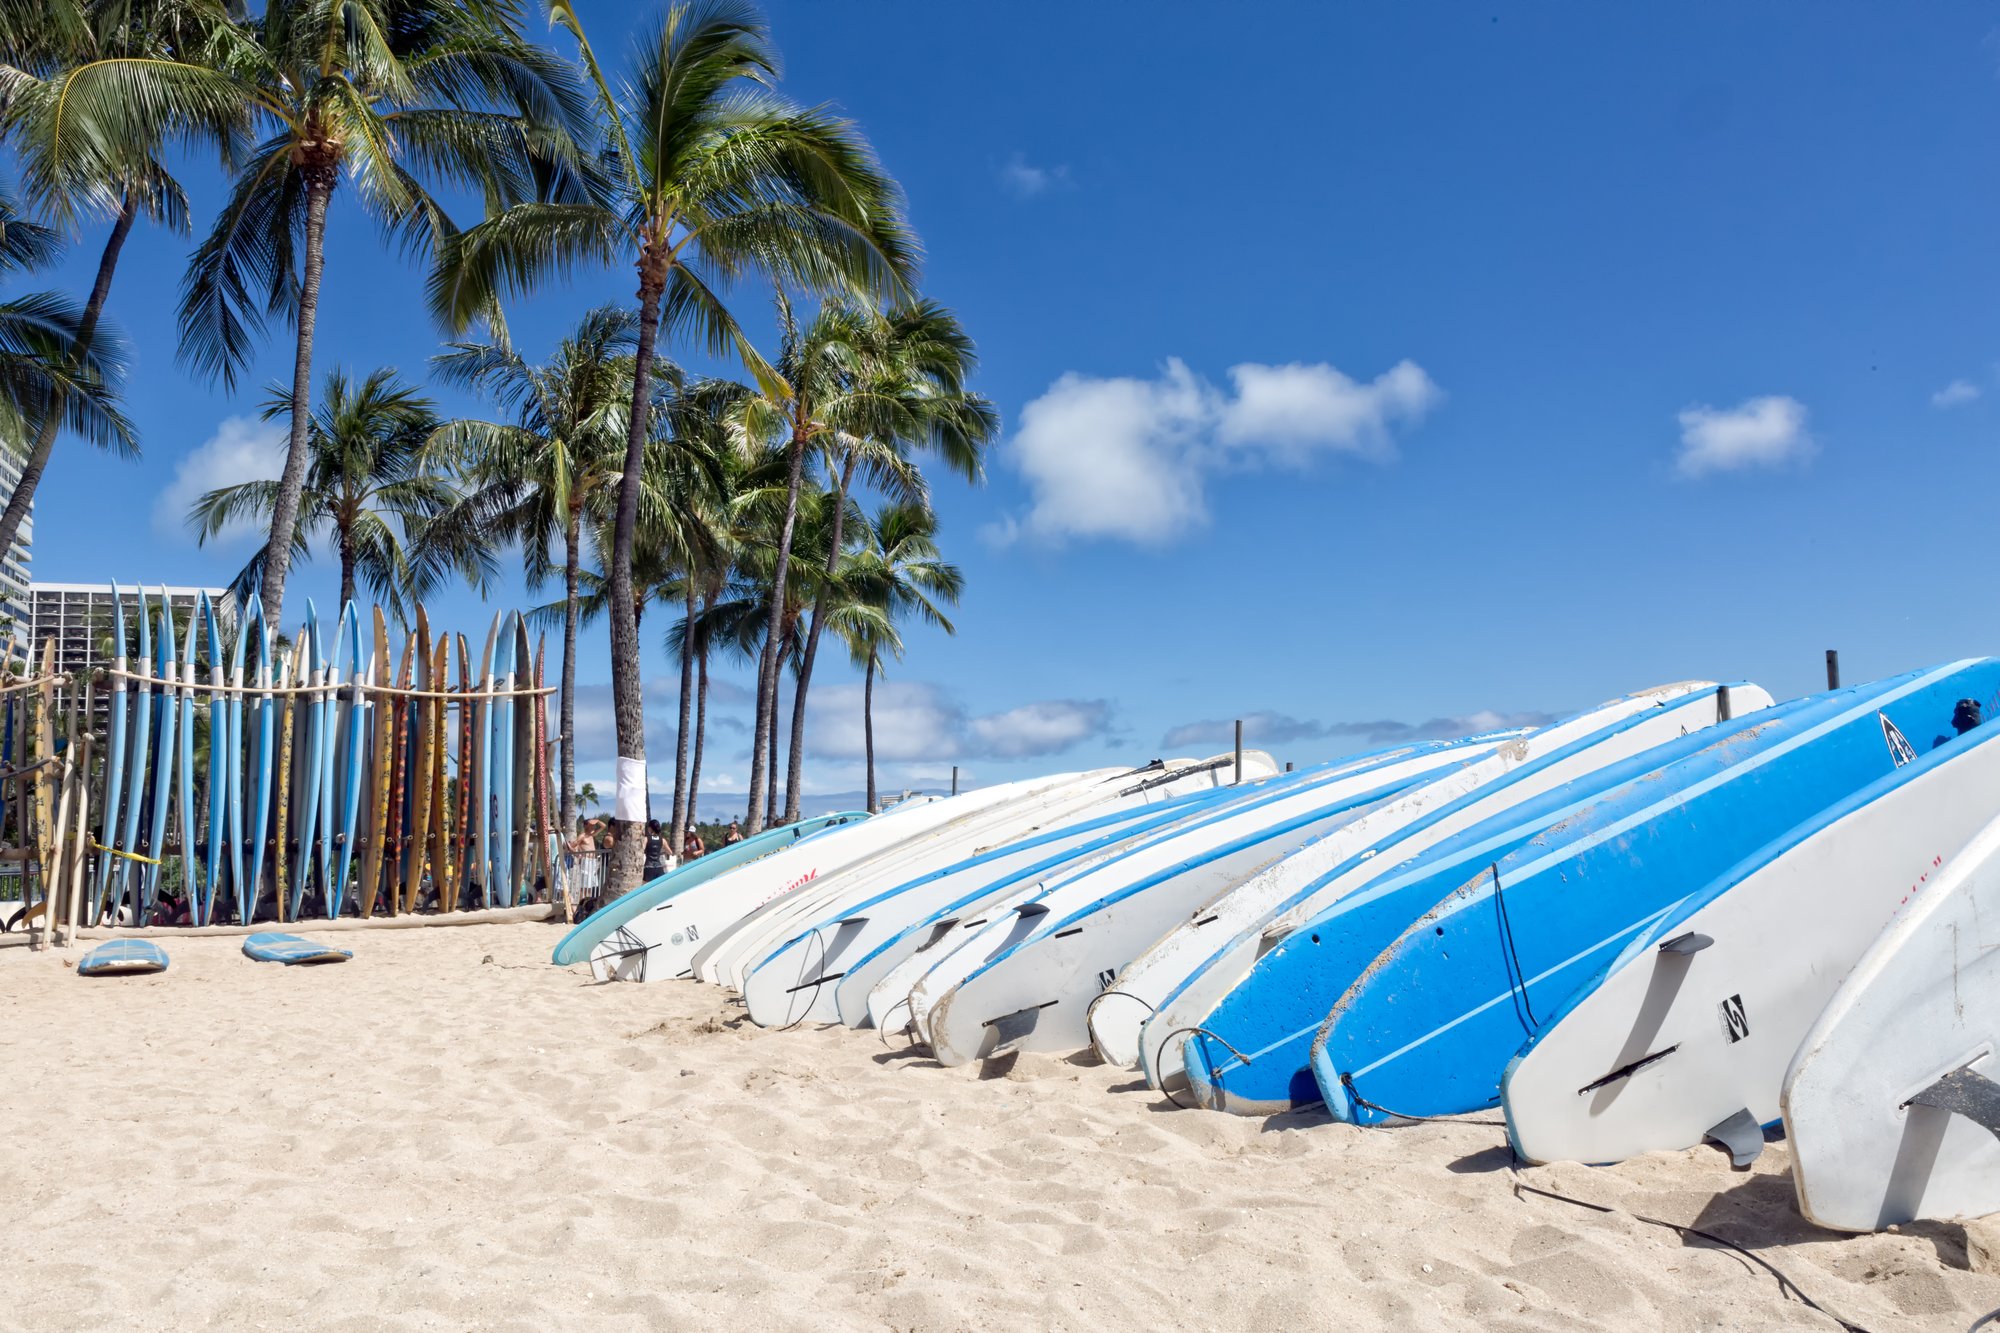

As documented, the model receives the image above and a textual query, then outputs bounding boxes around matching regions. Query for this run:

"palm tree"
[778,300,995,823]
[838,502,961,813]
[432,306,641,836]
[187,367,475,621]
[431,0,917,891]
[0,0,234,560]
[167,0,589,629]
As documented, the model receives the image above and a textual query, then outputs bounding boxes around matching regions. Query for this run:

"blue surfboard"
[1176,689,1836,1115]
[92,586,129,922]
[1307,658,2000,1125]
[243,931,351,965]
[78,939,169,976]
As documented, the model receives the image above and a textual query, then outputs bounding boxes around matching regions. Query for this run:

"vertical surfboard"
[332,601,365,919]
[489,618,516,905]
[244,599,275,924]
[452,632,474,911]
[471,615,498,909]
[361,608,392,917]
[272,644,296,923]
[176,600,198,924]
[201,595,227,925]
[405,607,434,914]
[290,605,323,921]
[140,597,176,920]
[428,635,450,910]
[114,591,152,921]
[93,587,129,922]
[510,614,534,906]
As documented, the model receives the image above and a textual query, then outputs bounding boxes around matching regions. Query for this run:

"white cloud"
[999,152,1069,198]
[1933,379,1981,409]
[967,700,1114,758]
[154,416,286,541]
[1674,395,1813,478]
[808,680,1112,763]
[999,357,1441,545]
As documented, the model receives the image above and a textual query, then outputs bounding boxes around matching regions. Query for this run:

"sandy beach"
[2,922,1995,1331]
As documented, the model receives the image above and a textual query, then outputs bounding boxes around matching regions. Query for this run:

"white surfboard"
[696,769,1117,988]
[1130,683,1770,1088]
[862,811,1214,1034]
[1783,806,2000,1230]
[868,734,1515,1039]
[741,754,1268,1027]
[908,731,1536,1065]
[1505,717,2000,1167]
[589,792,951,981]
[1092,683,1748,1071]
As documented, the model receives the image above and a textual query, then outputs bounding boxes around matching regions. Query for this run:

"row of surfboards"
[558,661,2000,1234]
[21,588,564,933]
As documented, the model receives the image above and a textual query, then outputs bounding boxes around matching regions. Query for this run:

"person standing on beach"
[724,820,742,846]
[642,820,668,880]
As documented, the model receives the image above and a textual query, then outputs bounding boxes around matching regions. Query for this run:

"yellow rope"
[89,842,159,866]
[98,667,553,700]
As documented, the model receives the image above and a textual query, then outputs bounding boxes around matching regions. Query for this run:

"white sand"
[4,923,1996,1331]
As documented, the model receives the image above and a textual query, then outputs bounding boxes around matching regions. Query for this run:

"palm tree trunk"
[864,648,877,813]
[604,254,667,897]
[669,580,694,852]
[784,446,856,820]
[745,430,806,832]
[765,622,789,826]
[0,192,138,561]
[338,528,357,610]
[782,452,856,823]
[559,517,580,835]
[259,167,335,628]
[687,594,710,829]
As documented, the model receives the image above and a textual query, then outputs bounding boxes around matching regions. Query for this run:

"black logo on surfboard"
[1880,712,1917,768]
[1719,994,1749,1043]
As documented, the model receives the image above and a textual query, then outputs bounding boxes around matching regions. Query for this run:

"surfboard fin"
[1704,1108,1764,1168]
[1907,1066,2000,1141]
[1658,931,1713,955]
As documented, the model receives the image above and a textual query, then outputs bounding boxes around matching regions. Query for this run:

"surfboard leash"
[1507,1172,1876,1333]
[1491,863,1540,1032]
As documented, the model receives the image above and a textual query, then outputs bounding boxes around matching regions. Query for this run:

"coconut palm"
[0,0,237,559]
[430,0,917,890]
[837,502,961,813]
[186,367,476,621]
[777,300,995,823]
[164,0,590,629]
[432,306,642,836]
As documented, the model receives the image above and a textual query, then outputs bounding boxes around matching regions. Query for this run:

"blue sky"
[16,4,2000,815]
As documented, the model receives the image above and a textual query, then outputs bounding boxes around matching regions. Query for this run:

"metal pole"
[1716,684,1732,721]
[1234,720,1243,785]
[951,765,958,796]
[1826,650,1840,691]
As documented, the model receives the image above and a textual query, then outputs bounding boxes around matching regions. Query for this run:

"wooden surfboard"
[428,635,450,911]
[404,608,434,915]
[383,632,414,917]
[453,632,474,911]
[510,614,534,907]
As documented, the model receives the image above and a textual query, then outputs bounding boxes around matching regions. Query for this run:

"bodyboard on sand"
[78,939,169,976]
[244,931,352,965]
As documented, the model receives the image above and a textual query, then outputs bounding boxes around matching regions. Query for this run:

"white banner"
[615,756,647,822]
